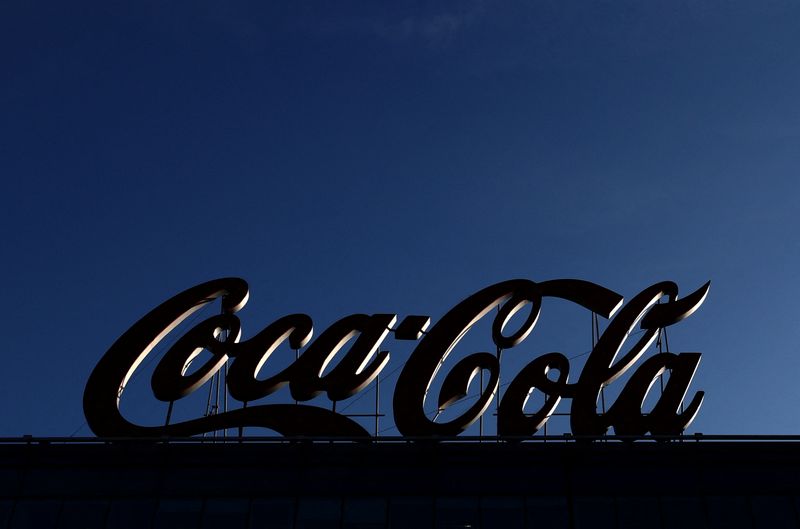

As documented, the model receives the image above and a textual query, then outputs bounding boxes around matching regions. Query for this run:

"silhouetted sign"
[84,278,710,439]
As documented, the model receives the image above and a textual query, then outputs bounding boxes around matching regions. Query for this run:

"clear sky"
[2,0,799,437]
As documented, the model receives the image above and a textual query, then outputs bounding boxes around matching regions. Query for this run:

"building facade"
[1,437,799,528]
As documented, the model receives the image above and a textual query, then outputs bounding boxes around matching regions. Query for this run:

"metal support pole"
[479,369,484,440]
[375,371,380,437]
[165,401,174,427]
[223,360,228,438]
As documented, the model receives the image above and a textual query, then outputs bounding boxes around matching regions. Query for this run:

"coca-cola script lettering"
[83,277,710,439]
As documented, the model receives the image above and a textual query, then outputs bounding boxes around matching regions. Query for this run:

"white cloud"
[307,1,486,48]
[385,6,483,45]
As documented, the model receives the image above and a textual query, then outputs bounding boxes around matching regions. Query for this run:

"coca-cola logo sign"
[83,277,710,439]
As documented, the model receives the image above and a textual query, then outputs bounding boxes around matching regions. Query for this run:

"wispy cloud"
[305,1,486,48]
[376,4,484,45]
[148,2,487,54]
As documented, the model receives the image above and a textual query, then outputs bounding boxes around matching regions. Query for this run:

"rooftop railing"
[2,434,800,444]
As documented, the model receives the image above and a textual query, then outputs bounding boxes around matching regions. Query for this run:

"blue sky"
[2,0,799,437]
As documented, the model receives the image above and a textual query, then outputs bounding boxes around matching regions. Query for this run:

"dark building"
[2,436,800,528]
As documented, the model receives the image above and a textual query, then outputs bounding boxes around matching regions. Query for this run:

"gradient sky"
[2,0,799,437]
